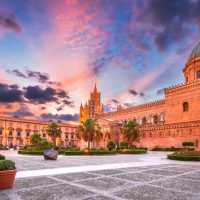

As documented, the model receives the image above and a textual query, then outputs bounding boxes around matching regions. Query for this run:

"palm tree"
[121,119,139,146]
[47,122,62,148]
[77,118,102,151]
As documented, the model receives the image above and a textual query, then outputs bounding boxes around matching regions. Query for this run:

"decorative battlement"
[100,99,165,117]
[165,81,200,95]
[140,120,200,131]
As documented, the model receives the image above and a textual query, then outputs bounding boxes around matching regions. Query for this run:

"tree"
[77,118,102,151]
[47,122,62,148]
[121,120,139,146]
[30,133,42,146]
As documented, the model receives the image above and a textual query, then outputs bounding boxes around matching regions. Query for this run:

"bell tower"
[80,84,104,122]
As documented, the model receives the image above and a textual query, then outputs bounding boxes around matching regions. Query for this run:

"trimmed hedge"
[0,154,5,160]
[118,148,147,154]
[89,150,117,155]
[64,150,85,155]
[182,141,194,146]
[168,151,200,161]
[64,149,117,156]
[18,149,43,155]
[0,160,16,171]
[152,147,183,151]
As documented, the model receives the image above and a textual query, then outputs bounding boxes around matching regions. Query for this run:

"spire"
[80,102,83,108]
[93,83,97,93]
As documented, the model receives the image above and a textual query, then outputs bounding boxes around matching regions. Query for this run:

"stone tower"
[80,84,104,122]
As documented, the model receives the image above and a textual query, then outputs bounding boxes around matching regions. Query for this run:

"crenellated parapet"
[164,81,200,96]
[140,120,200,131]
[99,99,165,118]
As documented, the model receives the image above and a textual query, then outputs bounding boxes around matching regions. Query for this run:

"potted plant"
[0,159,16,189]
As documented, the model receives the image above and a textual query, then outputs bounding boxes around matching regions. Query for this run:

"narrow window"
[197,71,200,79]
[183,102,189,112]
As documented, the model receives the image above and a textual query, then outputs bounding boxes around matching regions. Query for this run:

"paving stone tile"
[14,176,59,190]
[120,166,152,172]
[89,169,124,176]
[113,172,164,183]
[114,184,199,200]
[144,169,184,176]
[151,177,200,194]
[17,183,94,200]
[163,166,199,173]
[179,171,200,181]
[53,172,99,182]
[0,192,10,200]
[82,195,115,200]
[77,177,132,192]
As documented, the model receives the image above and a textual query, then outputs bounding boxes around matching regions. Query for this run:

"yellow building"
[80,84,104,122]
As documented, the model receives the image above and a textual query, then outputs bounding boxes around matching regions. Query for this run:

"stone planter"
[0,169,16,189]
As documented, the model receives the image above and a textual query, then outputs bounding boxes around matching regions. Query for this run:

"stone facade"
[95,42,200,150]
[0,116,78,147]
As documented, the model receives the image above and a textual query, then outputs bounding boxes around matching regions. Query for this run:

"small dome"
[188,41,200,62]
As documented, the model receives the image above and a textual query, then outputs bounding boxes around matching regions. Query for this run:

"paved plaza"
[1,151,200,200]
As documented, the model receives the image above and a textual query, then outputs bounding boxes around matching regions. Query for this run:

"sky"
[0,0,200,122]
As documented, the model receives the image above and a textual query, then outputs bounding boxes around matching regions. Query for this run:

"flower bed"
[168,151,200,161]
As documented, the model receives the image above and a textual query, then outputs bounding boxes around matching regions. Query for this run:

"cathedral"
[80,41,200,150]
[80,84,104,122]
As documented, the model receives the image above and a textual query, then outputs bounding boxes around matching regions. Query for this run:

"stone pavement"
[1,164,200,200]
[1,151,200,199]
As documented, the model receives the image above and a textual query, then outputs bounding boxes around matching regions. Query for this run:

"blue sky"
[0,0,199,121]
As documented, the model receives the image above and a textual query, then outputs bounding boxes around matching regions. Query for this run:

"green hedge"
[0,160,16,171]
[182,141,194,146]
[168,151,200,161]
[64,150,85,155]
[118,148,147,154]
[89,150,117,155]
[18,149,43,155]
[152,147,183,151]
[64,149,116,156]
[0,154,5,160]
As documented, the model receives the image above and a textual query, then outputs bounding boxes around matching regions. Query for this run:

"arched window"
[197,71,200,79]
[183,102,189,112]
[153,115,159,124]
[142,117,147,125]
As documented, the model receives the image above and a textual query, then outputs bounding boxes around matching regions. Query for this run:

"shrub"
[118,148,147,154]
[119,141,128,149]
[182,141,194,147]
[39,139,53,150]
[0,154,5,160]
[168,151,200,161]
[0,160,16,171]
[107,141,116,151]
[30,133,42,146]
[0,144,8,150]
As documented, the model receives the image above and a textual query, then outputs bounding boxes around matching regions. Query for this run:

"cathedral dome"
[188,41,200,62]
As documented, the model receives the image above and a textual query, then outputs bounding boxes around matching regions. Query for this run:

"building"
[80,84,104,122]
[80,41,200,150]
[0,116,78,147]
